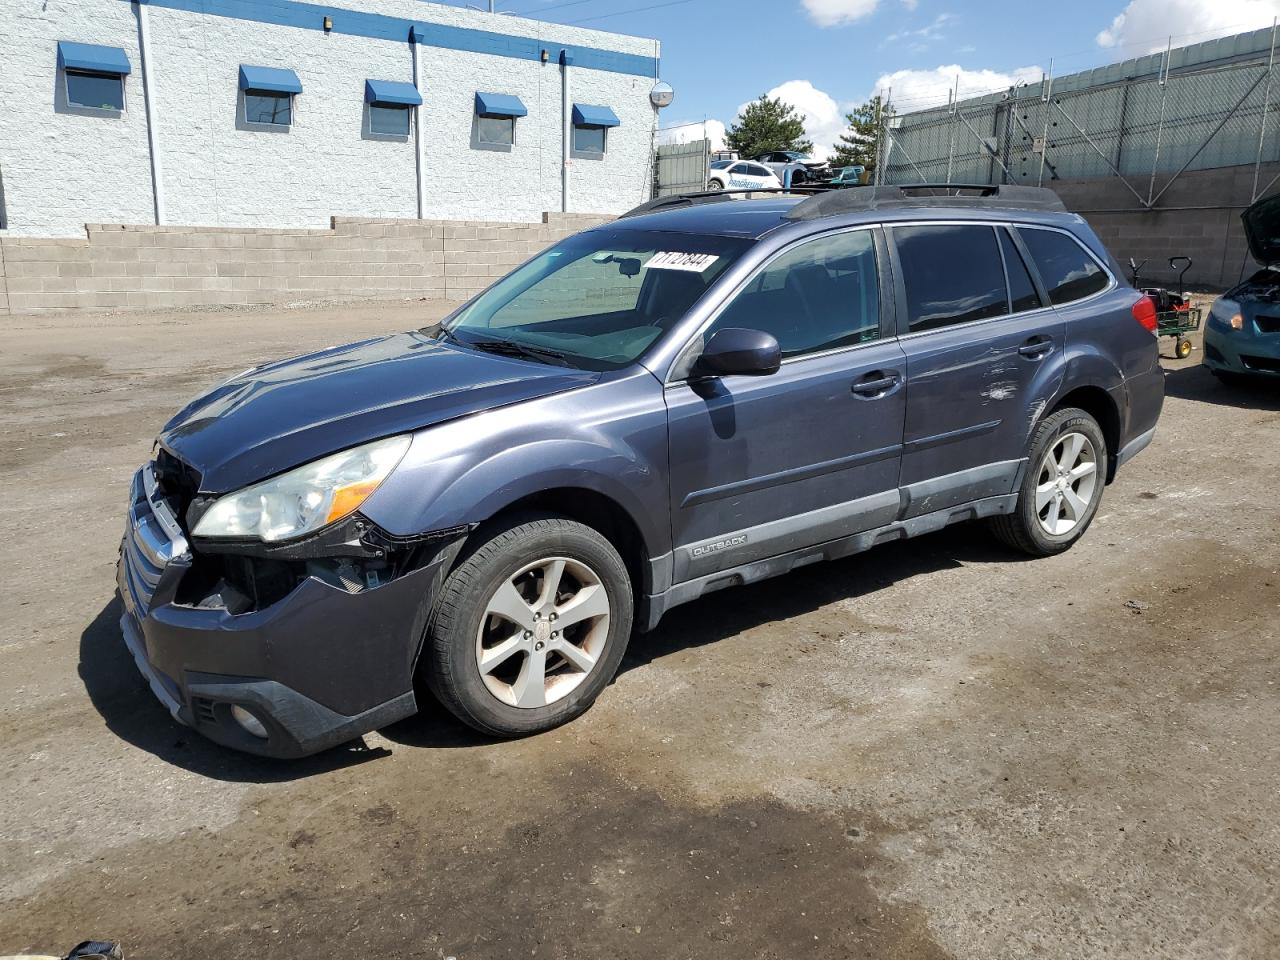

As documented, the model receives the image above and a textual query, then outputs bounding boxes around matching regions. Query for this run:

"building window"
[238,65,302,128]
[57,42,131,113]
[571,103,619,159]
[478,115,514,146]
[474,92,527,148]
[370,104,411,136]
[573,125,607,154]
[66,71,125,111]
[364,80,421,139]
[244,91,292,126]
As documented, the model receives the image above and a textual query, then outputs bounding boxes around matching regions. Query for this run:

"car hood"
[159,331,600,494]
[1242,193,1280,265]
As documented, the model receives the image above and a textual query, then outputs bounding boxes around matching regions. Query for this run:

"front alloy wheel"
[476,557,611,709]
[422,514,633,737]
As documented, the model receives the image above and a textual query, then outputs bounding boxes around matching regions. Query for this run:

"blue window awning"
[238,65,302,94]
[475,92,527,118]
[57,41,131,76]
[365,79,422,107]
[572,103,620,128]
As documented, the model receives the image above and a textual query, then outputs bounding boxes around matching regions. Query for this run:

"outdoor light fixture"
[323,15,333,31]
[541,49,549,63]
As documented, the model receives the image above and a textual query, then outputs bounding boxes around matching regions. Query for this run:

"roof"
[614,185,1070,238]
[238,65,302,94]
[610,197,802,238]
[57,41,131,75]
[365,79,422,106]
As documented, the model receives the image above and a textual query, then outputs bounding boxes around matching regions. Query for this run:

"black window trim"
[665,224,892,383]
[886,219,1115,341]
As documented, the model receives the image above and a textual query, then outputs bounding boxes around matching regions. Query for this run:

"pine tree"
[725,95,813,158]
[831,95,890,171]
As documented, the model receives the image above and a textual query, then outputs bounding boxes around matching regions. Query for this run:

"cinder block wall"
[1055,162,1280,290]
[0,212,610,314]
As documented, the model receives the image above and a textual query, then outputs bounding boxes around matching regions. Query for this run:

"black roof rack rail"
[784,183,1067,220]
[618,187,822,220]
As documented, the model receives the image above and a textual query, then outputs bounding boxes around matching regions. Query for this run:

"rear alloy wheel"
[423,514,633,737]
[990,407,1107,556]
[706,179,724,192]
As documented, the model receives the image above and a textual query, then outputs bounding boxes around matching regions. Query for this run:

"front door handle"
[851,371,900,398]
[1019,337,1055,360]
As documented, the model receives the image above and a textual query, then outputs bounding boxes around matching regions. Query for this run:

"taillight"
[1132,295,1158,334]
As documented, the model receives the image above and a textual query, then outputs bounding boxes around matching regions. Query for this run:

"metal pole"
[1253,18,1278,202]
[134,0,165,225]
[945,75,958,184]
[1148,37,1172,205]
[561,51,571,212]
[1038,60,1054,189]
[411,32,426,219]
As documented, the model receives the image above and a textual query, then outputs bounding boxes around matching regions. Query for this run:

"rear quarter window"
[1018,227,1109,305]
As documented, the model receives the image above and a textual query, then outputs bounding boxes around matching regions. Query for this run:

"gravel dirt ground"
[1,299,1278,959]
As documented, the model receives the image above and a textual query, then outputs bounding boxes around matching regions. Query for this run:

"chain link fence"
[878,25,1280,209]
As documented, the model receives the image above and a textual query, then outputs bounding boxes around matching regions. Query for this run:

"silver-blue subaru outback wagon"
[118,184,1164,757]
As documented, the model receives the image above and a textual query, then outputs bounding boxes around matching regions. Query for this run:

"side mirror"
[694,327,781,378]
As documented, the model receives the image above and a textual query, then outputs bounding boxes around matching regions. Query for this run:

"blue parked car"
[1203,193,1280,383]
[119,184,1164,757]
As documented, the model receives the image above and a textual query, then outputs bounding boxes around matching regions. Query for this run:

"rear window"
[894,224,1008,333]
[1018,228,1109,305]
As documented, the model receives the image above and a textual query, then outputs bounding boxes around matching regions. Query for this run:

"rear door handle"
[851,371,900,398]
[1019,337,1055,360]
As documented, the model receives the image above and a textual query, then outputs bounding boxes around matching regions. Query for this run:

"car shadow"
[1163,363,1280,410]
[87,526,1034,763]
[621,523,1022,675]
[79,598,389,782]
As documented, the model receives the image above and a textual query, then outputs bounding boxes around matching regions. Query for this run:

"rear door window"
[1017,227,1109,305]
[1000,228,1043,313]
[894,224,1008,333]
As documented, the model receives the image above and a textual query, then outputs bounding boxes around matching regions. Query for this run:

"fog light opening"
[231,704,269,739]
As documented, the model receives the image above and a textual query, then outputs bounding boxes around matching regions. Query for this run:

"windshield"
[710,160,735,169]
[439,228,754,370]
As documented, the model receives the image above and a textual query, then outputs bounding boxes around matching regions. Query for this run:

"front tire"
[422,514,633,737]
[990,407,1107,557]
[706,178,724,192]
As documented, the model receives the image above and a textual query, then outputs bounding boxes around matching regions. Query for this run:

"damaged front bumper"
[117,464,457,758]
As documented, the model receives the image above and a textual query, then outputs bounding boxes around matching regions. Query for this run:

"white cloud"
[1097,0,1280,51]
[873,63,1044,111]
[801,0,879,28]
[881,12,957,50]
[738,80,850,159]
[900,0,919,9]
[656,119,727,152]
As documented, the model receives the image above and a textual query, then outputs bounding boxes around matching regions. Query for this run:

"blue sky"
[469,0,1280,155]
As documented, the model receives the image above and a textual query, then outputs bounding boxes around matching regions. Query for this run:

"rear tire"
[706,179,724,192]
[1176,338,1193,359]
[990,407,1107,557]
[422,514,633,738]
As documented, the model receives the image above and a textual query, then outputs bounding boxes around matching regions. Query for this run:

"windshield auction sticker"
[646,251,720,272]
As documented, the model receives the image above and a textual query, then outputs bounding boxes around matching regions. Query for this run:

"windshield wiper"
[465,336,572,367]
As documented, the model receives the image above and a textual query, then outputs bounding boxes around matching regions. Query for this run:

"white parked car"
[706,159,783,192]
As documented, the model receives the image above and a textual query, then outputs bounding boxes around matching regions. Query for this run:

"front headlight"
[1210,298,1244,331]
[193,435,411,542]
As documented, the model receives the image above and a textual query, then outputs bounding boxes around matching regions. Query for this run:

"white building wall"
[0,0,156,237]
[0,0,660,238]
